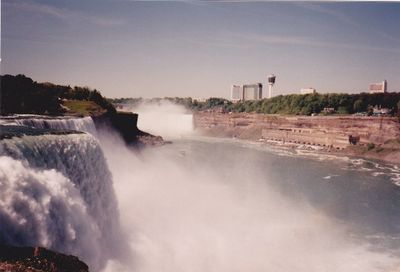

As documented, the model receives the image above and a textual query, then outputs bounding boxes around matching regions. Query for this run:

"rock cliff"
[193,112,400,163]
[92,111,164,147]
[0,245,88,272]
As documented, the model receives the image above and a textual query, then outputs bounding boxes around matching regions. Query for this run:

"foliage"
[111,92,400,116]
[397,100,400,117]
[1,74,116,115]
[1,75,64,114]
[62,100,105,116]
[367,143,375,150]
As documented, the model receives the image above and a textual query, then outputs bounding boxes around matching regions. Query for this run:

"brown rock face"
[0,245,89,272]
[193,112,400,149]
[137,135,166,146]
[93,111,165,148]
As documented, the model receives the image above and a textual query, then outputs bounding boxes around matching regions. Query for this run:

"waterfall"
[0,115,97,136]
[0,128,123,270]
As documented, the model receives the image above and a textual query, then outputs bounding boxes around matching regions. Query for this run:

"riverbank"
[259,137,400,166]
[193,112,400,165]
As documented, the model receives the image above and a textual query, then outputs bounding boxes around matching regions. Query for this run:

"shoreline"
[192,128,400,166]
[211,133,400,166]
[258,138,396,164]
[193,112,400,166]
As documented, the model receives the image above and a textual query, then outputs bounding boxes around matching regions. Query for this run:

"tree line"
[1,74,116,115]
[3,74,399,116]
[111,92,400,116]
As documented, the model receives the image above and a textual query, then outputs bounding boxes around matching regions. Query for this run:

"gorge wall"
[193,112,400,150]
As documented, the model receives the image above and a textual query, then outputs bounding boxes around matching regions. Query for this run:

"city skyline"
[2,0,400,98]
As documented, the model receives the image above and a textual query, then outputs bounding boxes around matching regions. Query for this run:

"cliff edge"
[93,111,164,147]
[0,245,88,272]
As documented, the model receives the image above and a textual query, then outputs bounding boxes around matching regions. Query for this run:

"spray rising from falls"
[0,117,126,271]
[123,101,193,139]
[103,138,398,272]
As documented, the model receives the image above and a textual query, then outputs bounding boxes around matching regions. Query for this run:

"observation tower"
[267,74,276,99]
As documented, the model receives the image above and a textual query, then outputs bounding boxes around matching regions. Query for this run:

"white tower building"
[267,74,276,98]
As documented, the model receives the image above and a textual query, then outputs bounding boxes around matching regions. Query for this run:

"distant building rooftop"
[369,80,387,93]
[300,88,316,95]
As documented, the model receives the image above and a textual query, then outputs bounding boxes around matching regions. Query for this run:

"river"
[104,134,400,272]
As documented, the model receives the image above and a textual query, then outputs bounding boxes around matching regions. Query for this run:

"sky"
[1,0,400,98]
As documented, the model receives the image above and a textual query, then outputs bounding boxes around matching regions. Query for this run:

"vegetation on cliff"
[0,74,116,115]
[0,75,164,147]
[112,93,400,116]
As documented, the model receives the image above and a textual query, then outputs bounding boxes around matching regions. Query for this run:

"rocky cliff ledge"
[0,245,88,272]
[194,112,400,164]
[93,111,164,147]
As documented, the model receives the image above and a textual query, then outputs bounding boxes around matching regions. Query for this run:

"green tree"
[353,99,365,113]
[397,99,400,116]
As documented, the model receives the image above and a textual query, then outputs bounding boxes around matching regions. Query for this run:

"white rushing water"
[17,116,98,136]
[0,117,126,271]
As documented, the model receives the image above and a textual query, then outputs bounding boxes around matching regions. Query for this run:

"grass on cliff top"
[62,100,106,116]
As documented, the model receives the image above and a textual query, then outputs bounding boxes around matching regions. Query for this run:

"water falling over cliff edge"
[0,117,128,271]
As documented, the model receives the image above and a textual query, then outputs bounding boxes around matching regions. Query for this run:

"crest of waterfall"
[0,115,97,136]
[0,132,123,271]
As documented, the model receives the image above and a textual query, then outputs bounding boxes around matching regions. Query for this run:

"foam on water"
[0,121,125,270]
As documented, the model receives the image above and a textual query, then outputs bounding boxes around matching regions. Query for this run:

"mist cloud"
[123,100,194,140]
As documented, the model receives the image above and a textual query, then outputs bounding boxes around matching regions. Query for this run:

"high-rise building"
[369,80,387,93]
[243,83,263,100]
[231,85,243,102]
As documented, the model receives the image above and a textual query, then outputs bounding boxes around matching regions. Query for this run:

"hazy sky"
[2,0,400,98]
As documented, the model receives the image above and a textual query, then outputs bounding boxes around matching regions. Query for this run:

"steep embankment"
[93,112,164,147]
[193,112,400,164]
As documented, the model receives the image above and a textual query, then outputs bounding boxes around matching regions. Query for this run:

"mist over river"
[102,136,400,272]
[102,103,400,272]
